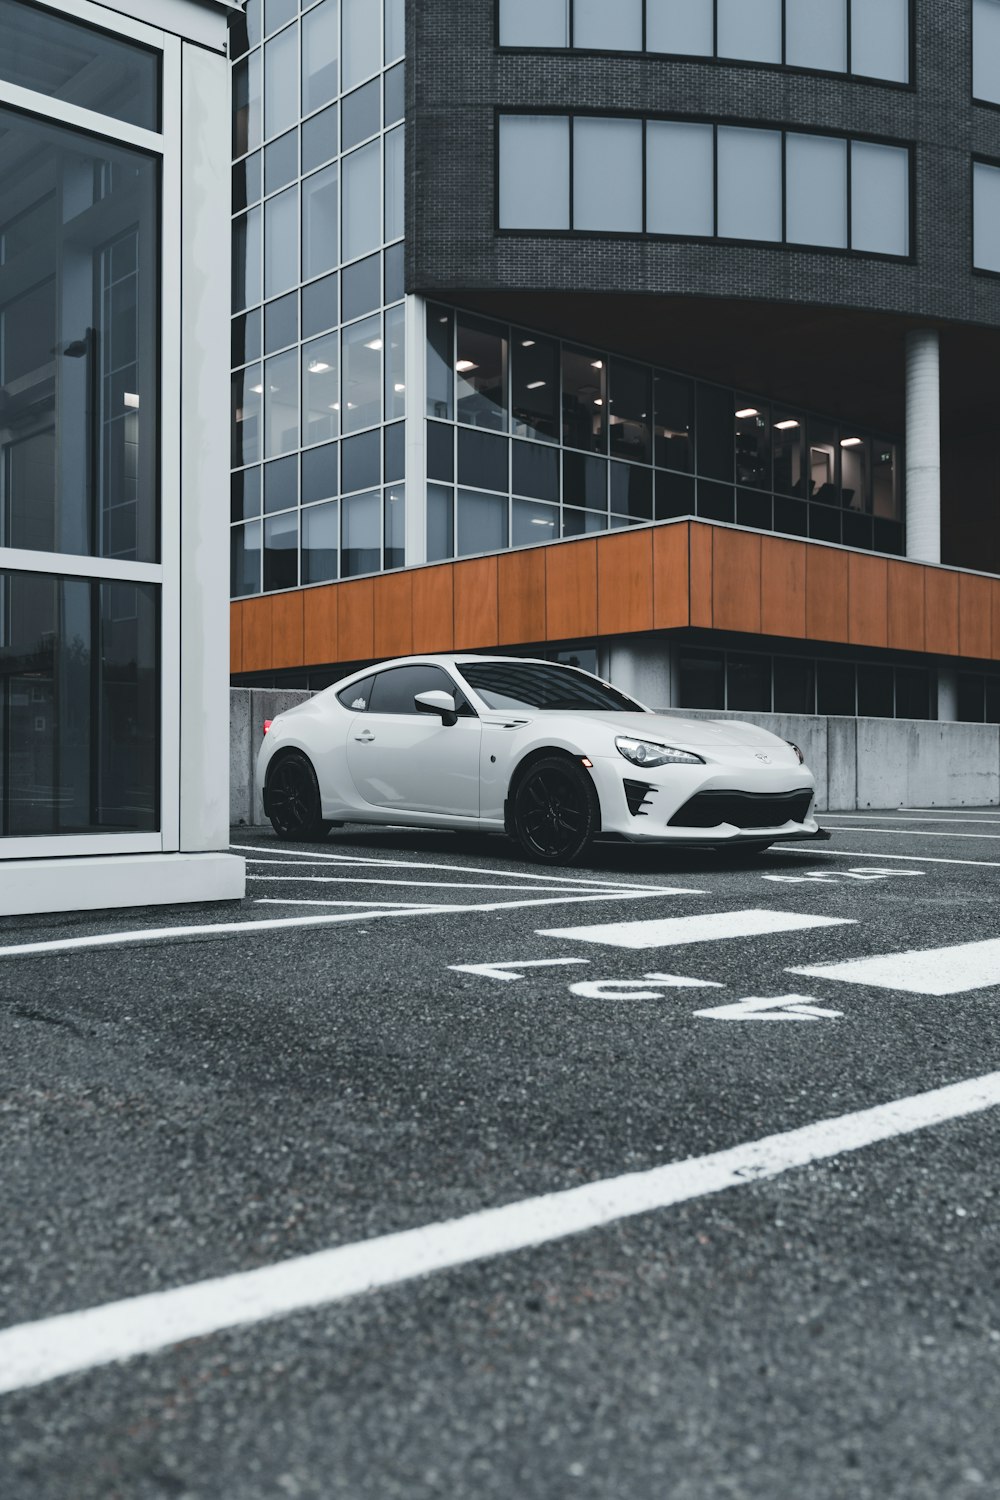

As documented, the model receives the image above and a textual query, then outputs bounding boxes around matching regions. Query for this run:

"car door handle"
[355,729,375,742]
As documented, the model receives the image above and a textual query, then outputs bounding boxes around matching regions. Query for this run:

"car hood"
[518,711,788,750]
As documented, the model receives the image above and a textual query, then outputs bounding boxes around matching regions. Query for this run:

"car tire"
[266,751,332,842]
[511,755,599,866]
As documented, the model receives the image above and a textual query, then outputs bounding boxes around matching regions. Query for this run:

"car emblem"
[754,752,771,763]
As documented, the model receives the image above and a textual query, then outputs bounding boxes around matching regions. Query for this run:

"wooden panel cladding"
[498,548,546,644]
[230,523,1000,677]
[454,556,499,649]
[597,530,653,636]
[760,537,806,638]
[712,528,761,635]
[924,568,959,657]
[847,554,888,649]
[545,538,598,640]
[887,561,925,653]
[805,547,849,644]
[653,523,690,630]
[959,572,992,660]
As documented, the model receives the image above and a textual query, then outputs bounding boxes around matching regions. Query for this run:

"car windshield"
[457,661,644,713]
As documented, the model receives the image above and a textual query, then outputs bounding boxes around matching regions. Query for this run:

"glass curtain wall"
[499,0,911,84]
[0,35,160,839]
[677,644,930,719]
[230,0,406,598]
[499,114,911,259]
[426,304,904,565]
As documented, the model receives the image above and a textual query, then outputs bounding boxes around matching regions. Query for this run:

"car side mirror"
[414,690,458,727]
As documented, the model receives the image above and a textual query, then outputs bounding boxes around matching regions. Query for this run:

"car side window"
[367,665,476,716]
[337,675,376,712]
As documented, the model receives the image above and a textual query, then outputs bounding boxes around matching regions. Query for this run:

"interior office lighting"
[775,419,800,430]
[531,517,555,525]
[591,360,603,369]
[526,380,546,389]
[123,392,139,409]
[735,407,759,418]
[521,339,536,347]
[364,338,383,351]
[456,359,478,372]
[393,382,406,392]
[308,359,331,372]
[250,383,264,393]
[594,398,604,406]
[841,437,863,447]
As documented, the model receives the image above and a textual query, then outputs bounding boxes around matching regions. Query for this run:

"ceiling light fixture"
[775,419,800,430]
[364,338,383,351]
[591,360,603,369]
[521,339,536,347]
[735,407,759,419]
[308,359,331,373]
[123,392,139,409]
[526,380,546,390]
[456,359,478,372]
[841,437,863,447]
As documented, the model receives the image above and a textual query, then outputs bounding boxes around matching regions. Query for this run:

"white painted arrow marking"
[693,993,844,1022]
[449,958,591,983]
[569,974,724,1001]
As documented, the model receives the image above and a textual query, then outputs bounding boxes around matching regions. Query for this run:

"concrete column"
[937,667,958,722]
[905,329,941,565]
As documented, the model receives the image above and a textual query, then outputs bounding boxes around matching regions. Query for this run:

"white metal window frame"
[0,0,181,859]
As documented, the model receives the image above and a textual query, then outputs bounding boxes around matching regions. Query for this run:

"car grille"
[668,789,812,830]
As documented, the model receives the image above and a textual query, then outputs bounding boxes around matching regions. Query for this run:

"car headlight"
[615,736,705,768]
[785,740,805,764]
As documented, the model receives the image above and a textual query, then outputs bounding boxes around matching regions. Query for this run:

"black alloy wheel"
[266,751,331,842]
[512,755,599,865]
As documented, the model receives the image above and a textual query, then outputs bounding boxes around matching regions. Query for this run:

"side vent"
[623,779,655,817]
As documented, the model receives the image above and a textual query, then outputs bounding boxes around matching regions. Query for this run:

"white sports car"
[258,654,826,864]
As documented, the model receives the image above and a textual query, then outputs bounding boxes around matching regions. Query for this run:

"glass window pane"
[384,61,405,125]
[655,469,695,518]
[645,0,713,56]
[342,427,380,493]
[264,454,296,513]
[233,308,261,368]
[646,121,714,236]
[302,163,339,280]
[786,133,847,248]
[679,649,725,710]
[385,125,404,242]
[974,0,1000,103]
[385,302,406,421]
[385,422,405,485]
[264,185,299,297]
[302,271,339,337]
[0,108,159,562]
[265,0,296,34]
[342,489,381,575]
[264,291,297,354]
[858,664,894,718]
[343,0,382,89]
[512,441,559,500]
[513,498,559,546]
[234,50,263,157]
[427,305,454,420]
[717,0,781,63]
[498,116,570,230]
[562,506,606,536]
[232,519,262,596]
[0,0,160,130]
[385,241,405,302]
[234,149,262,213]
[342,314,383,432]
[384,483,405,568]
[850,0,908,82]
[840,435,868,511]
[427,483,455,561]
[302,441,338,505]
[573,0,642,49]
[264,511,298,590]
[654,375,694,471]
[610,462,653,519]
[342,79,381,151]
[233,206,262,312]
[457,489,508,556]
[500,0,569,46]
[385,0,406,60]
[563,451,608,511]
[785,0,847,72]
[808,418,839,503]
[456,316,508,431]
[734,401,770,489]
[458,430,509,491]
[342,252,381,321]
[302,499,339,583]
[232,466,261,521]
[727,654,771,712]
[717,126,782,242]
[609,361,652,464]
[573,118,643,231]
[817,661,856,716]
[895,667,929,720]
[975,162,1000,273]
[511,333,558,442]
[264,129,298,196]
[233,365,263,467]
[303,103,339,173]
[303,333,340,443]
[562,348,607,452]
[872,442,900,519]
[851,141,909,256]
[696,386,734,480]
[264,348,299,457]
[264,23,298,140]
[342,140,382,262]
[303,0,340,113]
[773,657,815,713]
[427,421,454,481]
[773,415,805,496]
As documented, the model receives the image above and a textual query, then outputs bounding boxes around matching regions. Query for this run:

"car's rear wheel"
[266,751,331,842]
[511,756,599,865]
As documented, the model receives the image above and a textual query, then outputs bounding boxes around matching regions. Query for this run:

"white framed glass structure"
[0,0,244,913]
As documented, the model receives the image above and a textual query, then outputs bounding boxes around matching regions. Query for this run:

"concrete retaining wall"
[230,689,1000,824]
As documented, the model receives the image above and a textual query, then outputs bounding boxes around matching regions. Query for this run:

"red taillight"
[263,719,272,734]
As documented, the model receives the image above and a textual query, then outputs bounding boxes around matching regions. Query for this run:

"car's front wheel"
[511,755,599,865]
[266,751,331,842]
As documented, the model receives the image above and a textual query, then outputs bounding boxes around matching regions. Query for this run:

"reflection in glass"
[384,58,405,123]
[735,402,770,489]
[232,466,261,521]
[458,430,508,492]
[610,463,652,520]
[264,511,298,590]
[0,0,161,130]
[343,79,381,151]
[696,387,734,481]
[303,333,340,444]
[512,498,558,547]
[0,573,158,834]
[512,334,558,442]
[233,207,262,311]
[679,649,725,710]
[872,443,899,519]
[727,654,771,712]
[303,0,340,114]
[234,51,263,158]
[562,349,606,452]
[264,186,298,297]
[808,420,839,504]
[385,303,405,421]
[302,164,339,281]
[974,162,1000,273]
[264,454,297,513]
[427,306,454,420]
[302,440,338,505]
[0,108,159,562]
[773,416,804,497]
[609,362,652,464]
[513,442,559,501]
[303,103,339,174]
[342,428,380,491]
[385,0,406,60]
[840,436,868,511]
[264,348,299,457]
[342,0,382,90]
[457,489,508,556]
[232,365,263,467]
[342,488,381,575]
[342,314,383,432]
[232,518,262,597]
[302,499,339,583]
[427,483,454,561]
[562,507,606,536]
[774,657,815,713]
[654,376,694,471]
[562,452,607,512]
[264,23,298,141]
[342,139,381,262]
[264,292,297,355]
[384,483,405,568]
[456,316,508,431]
[384,125,405,243]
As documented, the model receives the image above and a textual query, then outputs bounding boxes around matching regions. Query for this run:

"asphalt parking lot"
[3,811,1000,1498]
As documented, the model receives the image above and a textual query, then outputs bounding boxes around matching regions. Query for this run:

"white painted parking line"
[818,826,1000,840]
[247,875,638,894]
[450,958,590,982]
[775,847,1000,871]
[236,845,666,892]
[826,814,1000,825]
[791,937,1000,996]
[692,994,843,1022]
[3,1070,999,1396]
[538,909,856,950]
